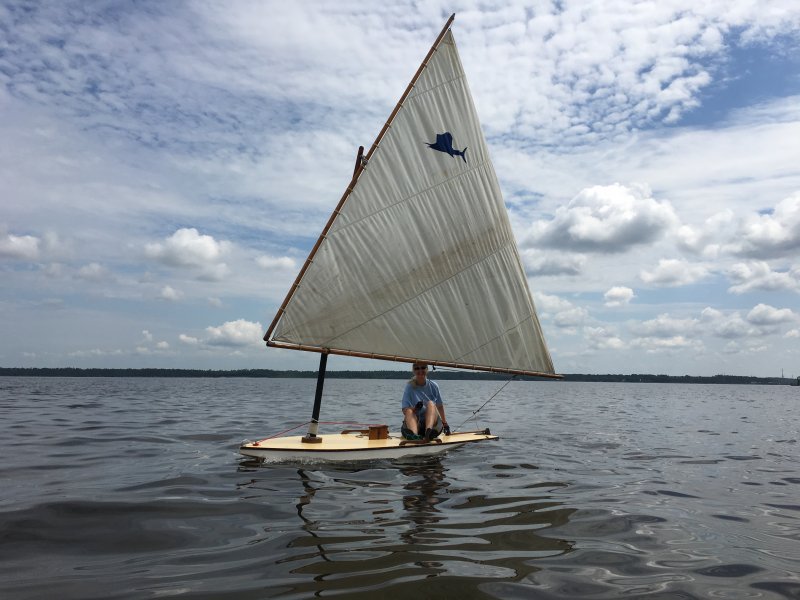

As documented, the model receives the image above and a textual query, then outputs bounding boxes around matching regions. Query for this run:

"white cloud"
[676,210,735,258]
[554,306,589,329]
[156,341,169,350]
[604,286,634,307]
[631,335,702,353]
[0,233,40,260]
[205,319,263,347]
[142,329,153,342]
[208,297,223,307]
[525,183,678,254]
[632,313,699,338]
[159,285,183,301]
[700,307,757,339]
[640,258,709,287]
[584,326,625,350]
[727,261,800,294]
[731,193,800,259]
[746,303,798,326]
[521,250,586,276]
[698,304,797,339]
[256,255,296,270]
[179,334,199,345]
[145,228,231,271]
[785,329,800,339]
[533,292,588,332]
[533,292,575,314]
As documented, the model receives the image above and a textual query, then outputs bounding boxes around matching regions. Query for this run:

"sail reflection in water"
[238,458,574,597]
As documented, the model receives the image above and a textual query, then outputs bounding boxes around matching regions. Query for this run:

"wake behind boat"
[241,14,560,462]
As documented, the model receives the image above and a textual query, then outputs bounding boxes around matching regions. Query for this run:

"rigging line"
[456,375,516,431]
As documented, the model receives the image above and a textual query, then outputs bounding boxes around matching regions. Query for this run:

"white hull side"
[239,430,497,462]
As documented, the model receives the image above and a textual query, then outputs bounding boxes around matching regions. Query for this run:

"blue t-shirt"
[402,379,443,421]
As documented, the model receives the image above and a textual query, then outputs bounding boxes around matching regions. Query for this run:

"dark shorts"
[401,412,443,439]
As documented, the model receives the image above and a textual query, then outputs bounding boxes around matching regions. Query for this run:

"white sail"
[269,29,555,377]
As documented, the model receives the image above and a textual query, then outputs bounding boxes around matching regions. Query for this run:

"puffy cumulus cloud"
[584,326,625,350]
[700,307,758,339]
[731,193,800,259]
[0,232,40,260]
[698,305,797,339]
[256,255,296,270]
[727,261,800,294]
[631,313,699,339]
[627,313,704,353]
[525,184,678,254]
[554,306,590,330]
[142,330,153,342]
[640,258,709,287]
[205,319,263,347]
[785,329,800,339]
[676,210,735,258]
[746,304,798,326]
[145,228,231,271]
[179,334,200,345]
[155,341,169,350]
[604,286,634,307]
[521,250,586,276]
[159,285,183,301]
[533,292,574,314]
[533,292,588,333]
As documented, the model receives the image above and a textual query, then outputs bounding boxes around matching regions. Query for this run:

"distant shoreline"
[1,367,797,385]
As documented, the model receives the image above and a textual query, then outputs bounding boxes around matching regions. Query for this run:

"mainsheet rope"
[432,366,517,431]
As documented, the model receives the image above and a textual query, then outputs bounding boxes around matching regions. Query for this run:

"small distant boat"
[241,14,560,462]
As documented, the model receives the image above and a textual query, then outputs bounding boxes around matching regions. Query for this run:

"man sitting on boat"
[401,362,451,442]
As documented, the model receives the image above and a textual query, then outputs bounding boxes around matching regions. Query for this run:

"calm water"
[0,377,798,599]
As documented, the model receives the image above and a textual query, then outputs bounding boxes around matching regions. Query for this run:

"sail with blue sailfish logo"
[265,24,556,378]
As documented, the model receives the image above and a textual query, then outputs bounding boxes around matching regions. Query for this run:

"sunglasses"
[413,366,428,371]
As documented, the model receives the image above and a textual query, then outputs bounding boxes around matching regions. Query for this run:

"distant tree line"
[0,367,796,385]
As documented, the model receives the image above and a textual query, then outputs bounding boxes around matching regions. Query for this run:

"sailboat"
[240,14,560,462]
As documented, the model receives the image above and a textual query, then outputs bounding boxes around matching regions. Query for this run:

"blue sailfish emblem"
[427,132,467,163]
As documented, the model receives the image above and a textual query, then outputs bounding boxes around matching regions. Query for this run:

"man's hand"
[442,422,451,435]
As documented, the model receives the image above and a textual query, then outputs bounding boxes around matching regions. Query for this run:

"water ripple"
[1,378,799,599]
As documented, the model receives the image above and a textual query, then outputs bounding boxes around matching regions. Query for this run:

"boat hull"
[239,430,498,462]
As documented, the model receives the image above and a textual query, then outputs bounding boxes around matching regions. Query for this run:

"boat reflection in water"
[239,458,574,596]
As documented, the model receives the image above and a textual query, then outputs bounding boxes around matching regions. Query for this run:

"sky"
[1,0,799,377]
